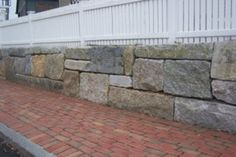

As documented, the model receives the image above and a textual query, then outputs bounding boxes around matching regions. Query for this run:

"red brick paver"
[0,79,235,157]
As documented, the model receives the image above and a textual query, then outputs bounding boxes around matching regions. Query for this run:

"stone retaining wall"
[0,41,236,133]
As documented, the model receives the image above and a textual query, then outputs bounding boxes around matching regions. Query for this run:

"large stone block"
[64,59,91,71]
[164,60,212,99]
[109,75,132,88]
[24,56,32,75]
[123,47,135,75]
[14,57,26,75]
[45,54,64,80]
[175,97,236,133]
[16,74,63,92]
[26,47,66,55]
[65,48,90,60]
[135,43,213,60]
[31,55,46,77]
[88,47,124,74]
[108,87,174,120]
[0,60,5,77]
[5,57,15,81]
[0,49,10,58]
[9,48,27,57]
[211,41,236,81]
[65,47,125,74]
[133,59,164,92]
[212,80,236,105]
[80,73,109,104]
[63,70,79,97]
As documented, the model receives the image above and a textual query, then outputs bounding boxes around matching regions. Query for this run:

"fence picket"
[233,0,236,29]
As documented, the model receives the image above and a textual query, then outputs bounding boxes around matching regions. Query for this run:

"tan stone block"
[32,55,46,77]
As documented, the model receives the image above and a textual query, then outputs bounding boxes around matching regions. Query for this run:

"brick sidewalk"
[0,79,235,157]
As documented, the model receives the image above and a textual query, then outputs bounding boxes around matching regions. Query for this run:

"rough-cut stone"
[45,54,64,80]
[0,49,10,58]
[16,74,63,92]
[24,56,32,75]
[63,70,79,97]
[14,57,26,75]
[108,87,174,120]
[65,47,124,74]
[26,47,66,55]
[135,43,213,60]
[109,75,132,88]
[31,55,46,77]
[5,57,16,81]
[0,60,5,77]
[123,47,134,75]
[164,60,212,98]
[88,47,124,74]
[211,41,236,81]
[65,48,90,60]
[80,73,109,104]
[64,59,91,71]
[133,59,164,92]
[175,97,236,133]
[9,48,27,57]
[212,80,236,105]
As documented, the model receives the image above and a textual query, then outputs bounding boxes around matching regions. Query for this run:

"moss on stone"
[123,47,135,76]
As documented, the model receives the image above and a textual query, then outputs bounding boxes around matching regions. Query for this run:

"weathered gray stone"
[32,55,46,77]
[133,59,164,92]
[0,60,5,77]
[109,75,132,88]
[164,60,212,99]
[80,73,109,104]
[212,80,236,105]
[175,97,236,133]
[16,74,63,92]
[88,47,124,74]
[65,48,90,60]
[63,70,79,97]
[108,87,174,120]
[0,49,10,58]
[9,48,27,57]
[24,56,32,75]
[45,54,64,80]
[64,59,91,71]
[64,47,124,74]
[26,47,66,55]
[211,41,236,81]
[14,57,26,75]
[123,47,135,75]
[135,43,213,60]
[5,57,16,81]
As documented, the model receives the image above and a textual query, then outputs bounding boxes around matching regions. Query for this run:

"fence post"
[79,1,85,47]
[28,12,33,46]
[168,0,177,44]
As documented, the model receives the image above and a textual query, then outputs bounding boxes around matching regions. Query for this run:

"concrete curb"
[0,123,56,157]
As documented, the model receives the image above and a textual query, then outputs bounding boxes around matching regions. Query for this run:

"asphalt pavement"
[0,137,23,157]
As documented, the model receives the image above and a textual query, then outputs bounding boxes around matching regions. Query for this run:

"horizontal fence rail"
[0,0,236,47]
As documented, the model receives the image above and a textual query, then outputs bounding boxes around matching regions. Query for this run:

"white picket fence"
[0,0,236,48]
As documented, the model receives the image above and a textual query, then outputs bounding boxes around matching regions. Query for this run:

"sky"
[9,0,17,19]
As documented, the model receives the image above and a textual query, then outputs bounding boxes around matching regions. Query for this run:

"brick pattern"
[0,79,235,157]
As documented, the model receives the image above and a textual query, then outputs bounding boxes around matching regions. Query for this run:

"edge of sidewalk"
[0,123,56,157]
